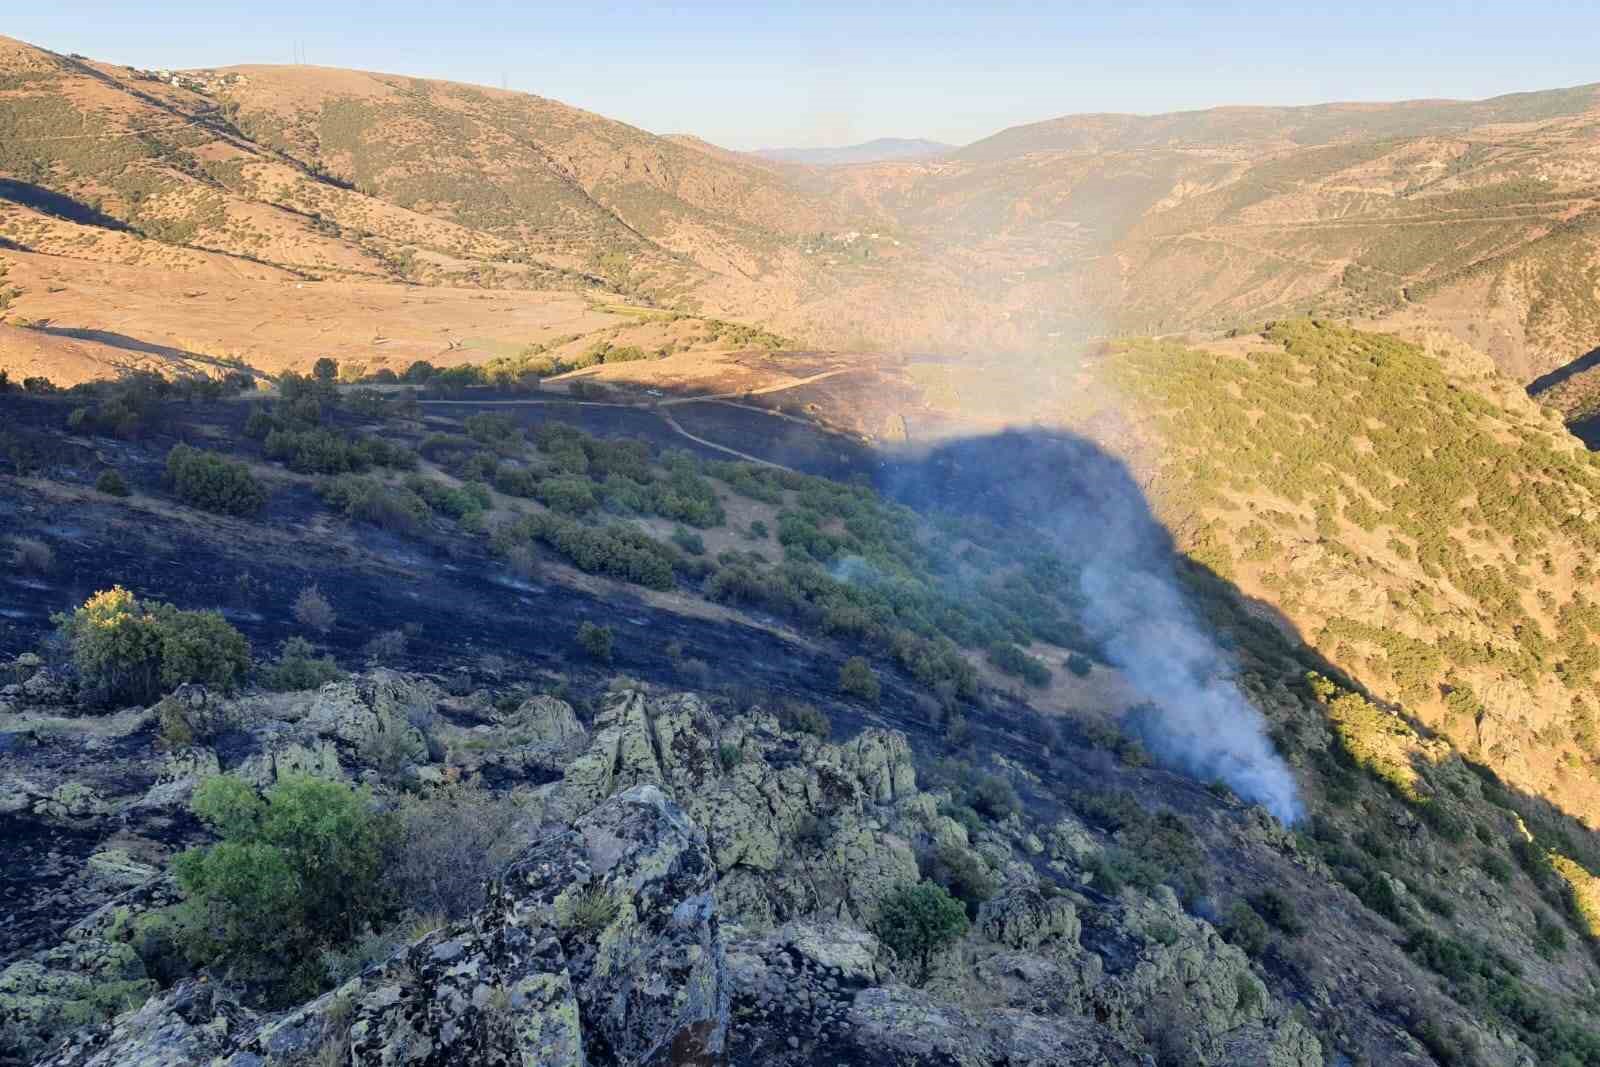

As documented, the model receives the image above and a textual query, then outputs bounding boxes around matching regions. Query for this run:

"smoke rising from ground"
[884,429,1303,825]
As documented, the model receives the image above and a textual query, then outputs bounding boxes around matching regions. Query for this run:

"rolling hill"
[5,34,1600,388]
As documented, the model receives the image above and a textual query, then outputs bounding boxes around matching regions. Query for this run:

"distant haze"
[754,138,952,166]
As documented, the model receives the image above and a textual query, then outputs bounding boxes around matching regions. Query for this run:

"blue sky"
[6,2,1597,148]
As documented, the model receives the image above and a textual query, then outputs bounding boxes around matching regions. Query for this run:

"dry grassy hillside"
[1075,322,1600,827]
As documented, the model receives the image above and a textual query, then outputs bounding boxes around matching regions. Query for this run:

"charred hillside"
[8,332,1600,1064]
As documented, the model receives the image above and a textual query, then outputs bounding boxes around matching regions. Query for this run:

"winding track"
[417,367,868,471]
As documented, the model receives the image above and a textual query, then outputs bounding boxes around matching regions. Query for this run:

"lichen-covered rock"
[1,940,157,1065]
[42,785,727,1067]
[19,668,73,707]
[554,689,664,819]
[37,979,257,1067]
[300,670,433,769]
[844,985,1140,1066]
[831,728,917,803]
[504,695,587,752]
[230,722,344,787]
[329,781,724,1066]
[977,886,1081,951]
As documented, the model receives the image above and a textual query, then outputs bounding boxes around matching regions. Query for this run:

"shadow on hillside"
[0,179,129,231]
[33,326,261,379]
[1526,344,1600,398]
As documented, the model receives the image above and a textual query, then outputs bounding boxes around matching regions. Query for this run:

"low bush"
[987,641,1051,686]
[10,536,52,573]
[165,444,266,515]
[777,700,831,739]
[94,469,130,497]
[578,621,614,663]
[671,527,706,556]
[839,656,881,702]
[874,881,969,985]
[291,585,336,634]
[1250,887,1304,936]
[172,775,394,1002]
[387,786,529,919]
[921,843,998,918]
[365,629,408,661]
[318,476,430,533]
[260,637,342,691]
[1220,900,1271,957]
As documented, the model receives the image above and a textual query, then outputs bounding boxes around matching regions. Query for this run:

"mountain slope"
[755,138,952,166]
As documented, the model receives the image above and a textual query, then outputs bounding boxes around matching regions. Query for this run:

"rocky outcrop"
[9,677,1331,1067]
[297,670,436,769]
[977,885,1081,950]
[39,785,727,1067]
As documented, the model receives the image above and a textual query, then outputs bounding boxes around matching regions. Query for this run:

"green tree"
[54,588,251,706]
[312,357,339,383]
[874,881,969,985]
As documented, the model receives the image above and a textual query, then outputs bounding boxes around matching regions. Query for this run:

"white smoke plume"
[884,428,1304,825]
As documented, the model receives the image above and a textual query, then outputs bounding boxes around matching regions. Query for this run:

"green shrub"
[560,885,621,935]
[291,585,337,634]
[874,881,969,985]
[165,444,266,515]
[777,700,831,740]
[671,527,706,556]
[54,587,251,706]
[719,742,743,771]
[921,843,997,918]
[969,772,1020,821]
[839,656,881,702]
[261,637,343,691]
[317,475,430,533]
[987,642,1051,686]
[1066,652,1093,677]
[577,621,614,663]
[1221,900,1271,957]
[95,469,130,497]
[1250,888,1304,936]
[173,775,394,1002]
[1480,851,1513,883]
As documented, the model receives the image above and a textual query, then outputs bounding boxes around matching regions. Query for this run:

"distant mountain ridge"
[754,137,952,166]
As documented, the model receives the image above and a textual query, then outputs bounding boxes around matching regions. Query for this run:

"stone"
[505,695,587,752]
[977,886,1081,951]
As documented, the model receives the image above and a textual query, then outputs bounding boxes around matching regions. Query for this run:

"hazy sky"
[7,2,1598,149]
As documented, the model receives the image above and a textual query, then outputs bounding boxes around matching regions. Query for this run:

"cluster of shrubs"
[494,511,686,590]
[986,641,1052,686]
[63,370,255,440]
[262,426,417,475]
[317,475,431,533]
[1070,789,1208,906]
